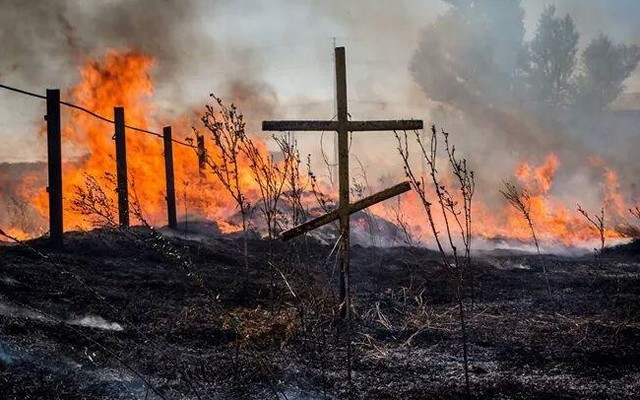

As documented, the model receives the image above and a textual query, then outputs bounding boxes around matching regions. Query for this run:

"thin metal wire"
[0,83,198,149]
[0,84,47,100]
[60,100,115,124]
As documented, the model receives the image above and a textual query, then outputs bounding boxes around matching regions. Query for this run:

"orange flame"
[13,50,261,233]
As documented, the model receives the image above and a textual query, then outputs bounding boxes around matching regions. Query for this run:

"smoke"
[409,0,640,214]
[221,79,278,135]
[0,0,75,83]
[0,0,222,84]
[69,315,123,331]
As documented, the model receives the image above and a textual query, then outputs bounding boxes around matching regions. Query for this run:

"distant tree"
[528,5,579,107]
[575,34,640,111]
[411,0,526,107]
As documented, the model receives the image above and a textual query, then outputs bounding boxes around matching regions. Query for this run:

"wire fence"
[0,81,212,245]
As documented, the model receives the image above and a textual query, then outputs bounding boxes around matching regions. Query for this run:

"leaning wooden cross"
[263,46,423,318]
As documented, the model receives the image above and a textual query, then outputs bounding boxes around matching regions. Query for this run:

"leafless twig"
[68,172,117,228]
[500,181,550,292]
[630,206,640,221]
[577,204,605,254]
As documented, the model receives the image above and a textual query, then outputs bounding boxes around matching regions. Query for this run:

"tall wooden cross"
[263,47,423,317]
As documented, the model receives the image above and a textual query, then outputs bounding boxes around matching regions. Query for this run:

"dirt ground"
[1,228,639,399]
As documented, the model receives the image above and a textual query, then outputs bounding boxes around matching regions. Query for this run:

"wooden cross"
[263,46,423,317]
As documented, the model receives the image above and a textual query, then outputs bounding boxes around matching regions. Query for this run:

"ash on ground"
[1,228,639,399]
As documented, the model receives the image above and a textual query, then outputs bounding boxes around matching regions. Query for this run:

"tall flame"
[16,50,259,233]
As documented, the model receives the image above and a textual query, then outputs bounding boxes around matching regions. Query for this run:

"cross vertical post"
[335,47,350,319]
[46,89,63,249]
[114,107,129,228]
[163,126,177,229]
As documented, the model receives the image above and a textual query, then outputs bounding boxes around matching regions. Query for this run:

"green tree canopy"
[576,34,640,111]
[411,0,525,107]
[528,5,579,107]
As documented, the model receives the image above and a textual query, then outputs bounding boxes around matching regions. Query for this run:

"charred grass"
[1,230,639,399]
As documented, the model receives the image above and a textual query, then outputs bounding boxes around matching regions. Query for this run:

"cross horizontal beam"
[280,181,411,241]
[263,120,423,132]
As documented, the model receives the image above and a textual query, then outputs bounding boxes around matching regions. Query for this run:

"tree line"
[412,1,640,114]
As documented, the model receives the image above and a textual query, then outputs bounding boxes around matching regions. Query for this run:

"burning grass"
[1,49,639,249]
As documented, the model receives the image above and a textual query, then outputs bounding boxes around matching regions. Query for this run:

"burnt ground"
[0,228,639,399]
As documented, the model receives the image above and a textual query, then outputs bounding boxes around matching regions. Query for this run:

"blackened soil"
[1,229,639,399]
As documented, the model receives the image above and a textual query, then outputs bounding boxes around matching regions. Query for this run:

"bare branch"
[630,206,640,221]
[500,181,550,292]
[577,204,605,253]
[68,173,117,228]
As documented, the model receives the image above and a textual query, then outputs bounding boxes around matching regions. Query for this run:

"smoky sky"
[0,0,638,190]
[0,0,223,88]
[1,0,638,103]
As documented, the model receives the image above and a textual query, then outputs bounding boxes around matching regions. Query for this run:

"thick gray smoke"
[0,0,219,87]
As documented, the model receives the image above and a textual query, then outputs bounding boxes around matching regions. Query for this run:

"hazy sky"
[1,0,639,162]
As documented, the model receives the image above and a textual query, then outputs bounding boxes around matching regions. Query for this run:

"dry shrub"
[500,181,550,292]
[68,172,117,228]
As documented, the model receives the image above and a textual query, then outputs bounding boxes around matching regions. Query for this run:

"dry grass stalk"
[395,124,473,395]
[500,181,550,293]
[305,155,339,239]
[306,155,336,215]
[278,133,308,228]
[442,131,476,304]
[389,196,419,247]
[351,158,381,246]
[577,204,606,254]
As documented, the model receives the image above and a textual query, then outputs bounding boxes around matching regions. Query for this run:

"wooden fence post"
[46,89,63,248]
[114,107,129,228]
[163,126,177,229]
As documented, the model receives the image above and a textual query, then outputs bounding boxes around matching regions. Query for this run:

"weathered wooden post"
[335,47,351,319]
[46,89,63,248]
[196,134,206,179]
[163,126,177,229]
[114,107,129,228]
